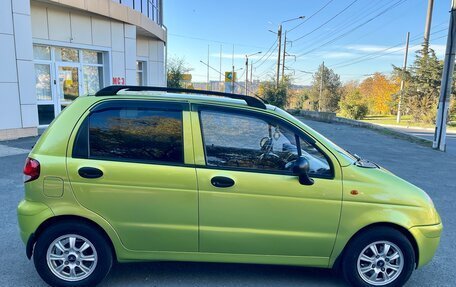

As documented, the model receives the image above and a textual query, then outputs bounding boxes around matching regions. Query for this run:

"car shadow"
[101,261,347,286]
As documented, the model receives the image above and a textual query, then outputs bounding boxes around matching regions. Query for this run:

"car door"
[66,100,198,252]
[193,106,342,262]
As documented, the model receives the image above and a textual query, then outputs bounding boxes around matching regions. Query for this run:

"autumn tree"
[309,64,342,112]
[359,73,399,115]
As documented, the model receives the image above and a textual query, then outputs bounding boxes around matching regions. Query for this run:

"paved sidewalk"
[0,120,454,287]
[384,125,456,156]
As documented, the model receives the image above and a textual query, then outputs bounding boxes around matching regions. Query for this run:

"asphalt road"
[0,119,455,287]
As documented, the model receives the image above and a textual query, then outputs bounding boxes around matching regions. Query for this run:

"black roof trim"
[94,85,267,109]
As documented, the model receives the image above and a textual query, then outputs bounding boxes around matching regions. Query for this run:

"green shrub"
[339,90,368,120]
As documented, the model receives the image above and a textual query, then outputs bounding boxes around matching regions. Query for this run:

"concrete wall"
[0,0,38,139]
[136,36,166,86]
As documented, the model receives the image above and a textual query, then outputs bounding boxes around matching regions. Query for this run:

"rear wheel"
[33,221,113,287]
[342,227,415,287]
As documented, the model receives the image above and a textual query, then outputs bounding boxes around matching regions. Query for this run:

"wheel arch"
[29,215,117,261]
[332,222,419,271]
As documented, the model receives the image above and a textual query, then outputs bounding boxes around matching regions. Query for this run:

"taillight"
[23,157,40,183]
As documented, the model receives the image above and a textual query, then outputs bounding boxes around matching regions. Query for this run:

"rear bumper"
[409,222,443,268]
[17,200,54,257]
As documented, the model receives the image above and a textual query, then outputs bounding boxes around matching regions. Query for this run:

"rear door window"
[73,103,184,164]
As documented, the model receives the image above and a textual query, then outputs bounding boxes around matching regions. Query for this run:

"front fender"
[329,201,430,267]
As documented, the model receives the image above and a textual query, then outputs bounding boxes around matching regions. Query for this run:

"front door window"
[199,109,332,177]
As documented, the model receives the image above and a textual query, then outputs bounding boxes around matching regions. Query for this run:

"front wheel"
[33,221,113,287]
[342,227,415,287]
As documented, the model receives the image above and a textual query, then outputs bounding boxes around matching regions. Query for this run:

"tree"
[339,81,368,120]
[400,45,443,123]
[308,64,342,112]
[359,73,399,115]
[257,77,291,108]
[167,57,191,88]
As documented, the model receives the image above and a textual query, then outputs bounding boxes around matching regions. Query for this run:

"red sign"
[112,77,125,85]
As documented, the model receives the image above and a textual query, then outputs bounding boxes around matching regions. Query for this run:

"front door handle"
[78,167,103,179]
[211,176,235,188]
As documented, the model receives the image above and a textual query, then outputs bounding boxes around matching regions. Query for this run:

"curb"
[289,110,433,147]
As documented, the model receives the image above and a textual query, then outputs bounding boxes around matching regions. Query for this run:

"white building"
[0,0,167,140]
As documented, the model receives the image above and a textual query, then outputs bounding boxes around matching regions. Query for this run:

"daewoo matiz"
[18,86,442,287]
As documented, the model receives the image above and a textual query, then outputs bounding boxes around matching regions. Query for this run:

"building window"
[35,64,52,101]
[136,61,147,86]
[119,0,161,25]
[55,47,79,62]
[37,105,55,126]
[82,50,104,95]
[33,46,50,61]
[33,45,107,126]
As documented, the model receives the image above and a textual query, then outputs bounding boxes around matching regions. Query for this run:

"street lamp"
[245,51,261,95]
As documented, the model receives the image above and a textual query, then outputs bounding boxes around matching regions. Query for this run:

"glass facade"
[114,0,162,25]
[33,45,106,126]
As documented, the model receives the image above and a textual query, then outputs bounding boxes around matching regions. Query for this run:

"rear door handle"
[211,176,235,188]
[78,167,103,179]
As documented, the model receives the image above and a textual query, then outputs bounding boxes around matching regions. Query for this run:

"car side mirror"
[292,156,314,186]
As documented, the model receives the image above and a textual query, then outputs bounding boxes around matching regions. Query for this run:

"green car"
[18,86,442,287]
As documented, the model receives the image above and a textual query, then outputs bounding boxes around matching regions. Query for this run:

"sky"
[164,0,451,86]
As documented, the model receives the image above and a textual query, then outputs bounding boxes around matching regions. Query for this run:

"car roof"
[94,86,271,110]
[92,91,277,111]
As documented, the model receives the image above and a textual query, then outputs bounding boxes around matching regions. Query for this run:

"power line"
[252,39,277,65]
[290,0,407,56]
[169,33,266,50]
[329,29,447,69]
[292,0,359,43]
[296,0,409,57]
[287,0,335,33]
[293,1,390,49]
[199,60,258,96]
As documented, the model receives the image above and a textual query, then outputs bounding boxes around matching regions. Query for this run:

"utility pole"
[245,55,249,95]
[281,31,287,82]
[231,65,235,93]
[250,62,253,94]
[396,32,410,123]
[318,61,324,112]
[276,24,282,87]
[424,0,434,51]
[219,45,222,91]
[207,45,210,90]
[244,52,261,95]
[433,0,456,151]
[232,44,235,93]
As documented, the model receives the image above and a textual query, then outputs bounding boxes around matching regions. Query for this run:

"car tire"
[33,220,113,287]
[342,226,415,287]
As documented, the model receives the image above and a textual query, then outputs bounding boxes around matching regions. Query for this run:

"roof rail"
[94,85,267,109]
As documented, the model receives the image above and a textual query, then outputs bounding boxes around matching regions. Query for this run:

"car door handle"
[211,176,235,188]
[78,167,103,179]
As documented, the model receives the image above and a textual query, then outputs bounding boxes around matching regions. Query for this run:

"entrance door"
[56,64,81,113]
